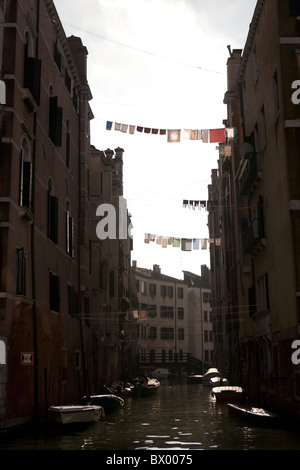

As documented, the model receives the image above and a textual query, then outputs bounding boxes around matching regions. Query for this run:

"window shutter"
[22,161,32,210]
[16,248,26,295]
[48,192,58,243]
[66,131,70,168]
[49,272,60,312]
[24,57,41,105]
[49,96,62,146]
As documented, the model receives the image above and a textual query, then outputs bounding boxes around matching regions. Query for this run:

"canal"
[1,381,300,451]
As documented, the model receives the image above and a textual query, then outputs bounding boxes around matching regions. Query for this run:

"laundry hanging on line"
[144,233,221,251]
[183,200,208,210]
[105,121,237,144]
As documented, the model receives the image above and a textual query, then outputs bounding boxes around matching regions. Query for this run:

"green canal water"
[1,382,300,451]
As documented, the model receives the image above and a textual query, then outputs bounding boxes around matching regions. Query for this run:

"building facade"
[90,146,136,385]
[0,0,135,431]
[132,263,213,375]
[209,0,300,418]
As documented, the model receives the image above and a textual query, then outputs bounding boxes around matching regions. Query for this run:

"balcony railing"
[238,152,262,195]
[243,217,266,254]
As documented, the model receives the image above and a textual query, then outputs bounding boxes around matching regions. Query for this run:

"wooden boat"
[187,374,203,384]
[48,405,105,425]
[211,386,243,401]
[131,374,160,397]
[227,403,280,425]
[110,381,135,397]
[81,393,124,413]
[209,377,229,387]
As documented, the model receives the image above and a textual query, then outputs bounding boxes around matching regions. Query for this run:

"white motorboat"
[211,386,244,401]
[48,405,105,425]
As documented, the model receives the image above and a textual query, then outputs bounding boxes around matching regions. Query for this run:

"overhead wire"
[60,20,224,75]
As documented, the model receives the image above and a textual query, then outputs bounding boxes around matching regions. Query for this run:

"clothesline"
[144,233,221,251]
[106,121,237,144]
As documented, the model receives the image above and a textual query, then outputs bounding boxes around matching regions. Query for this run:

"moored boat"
[227,403,280,425]
[209,376,229,387]
[48,405,105,425]
[187,374,203,384]
[131,374,160,397]
[109,381,135,397]
[202,368,224,386]
[211,386,243,401]
[81,393,124,413]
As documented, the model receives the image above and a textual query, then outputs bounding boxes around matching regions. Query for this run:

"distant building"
[132,263,213,375]
[208,0,300,418]
[90,146,136,384]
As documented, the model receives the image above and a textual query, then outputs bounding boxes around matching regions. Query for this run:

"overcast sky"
[54,0,257,279]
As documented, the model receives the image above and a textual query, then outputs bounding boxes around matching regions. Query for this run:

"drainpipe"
[77,88,88,397]
[31,0,40,423]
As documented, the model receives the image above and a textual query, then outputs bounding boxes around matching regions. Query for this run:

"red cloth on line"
[209,128,225,143]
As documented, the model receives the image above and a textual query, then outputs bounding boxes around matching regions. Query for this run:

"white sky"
[54,0,257,279]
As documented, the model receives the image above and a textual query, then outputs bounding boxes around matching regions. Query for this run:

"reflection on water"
[1,382,300,450]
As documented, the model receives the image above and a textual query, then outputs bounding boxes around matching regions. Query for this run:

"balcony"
[243,217,266,254]
[238,152,262,195]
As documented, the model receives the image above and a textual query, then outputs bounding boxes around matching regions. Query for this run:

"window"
[75,351,81,369]
[84,296,90,327]
[252,45,259,83]
[161,285,167,297]
[204,310,208,322]
[160,306,174,318]
[49,96,62,146]
[99,261,107,289]
[19,143,32,212]
[49,272,60,312]
[167,286,173,298]
[65,69,72,94]
[149,283,156,296]
[256,273,270,312]
[48,186,58,243]
[147,305,157,318]
[272,68,280,117]
[141,281,147,295]
[178,307,184,320]
[67,284,74,316]
[290,0,300,16]
[242,81,248,113]
[260,105,267,146]
[23,39,41,105]
[149,327,157,340]
[66,206,74,257]
[203,292,211,304]
[66,120,71,168]
[178,287,184,299]
[54,40,64,75]
[204,330,209,342]
[109,270,115,297]
[16,248,26,295]
[0,340,6,364]
[178,328,184,340]
[161,328,174,340]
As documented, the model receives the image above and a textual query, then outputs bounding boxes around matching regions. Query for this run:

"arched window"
[19,138,32,212]
[49,86,62,147]
[66,118,70,168]
[24,30,41,105]
[0,340,6,365]
[47,179,58,243]
[66,201,74,258]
